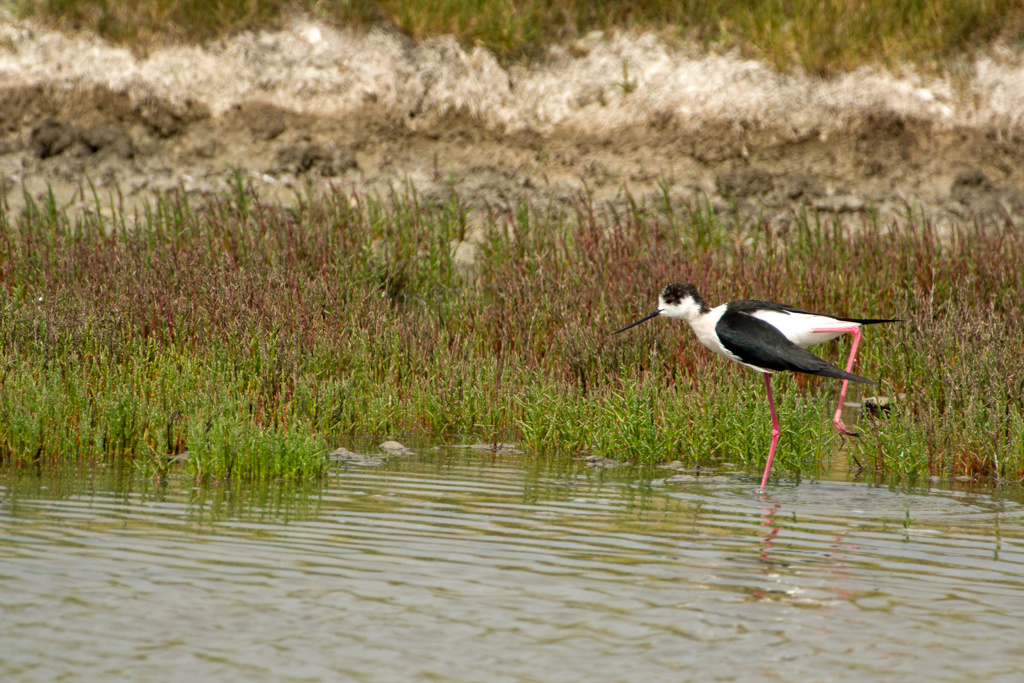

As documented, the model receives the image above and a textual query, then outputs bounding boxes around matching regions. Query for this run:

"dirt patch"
[2,17,1024,227]
[7,88,1023,229]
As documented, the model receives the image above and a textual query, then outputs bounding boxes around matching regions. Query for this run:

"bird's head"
[613,283,709,334]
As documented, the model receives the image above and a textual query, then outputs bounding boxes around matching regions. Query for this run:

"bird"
[613,283,897,492]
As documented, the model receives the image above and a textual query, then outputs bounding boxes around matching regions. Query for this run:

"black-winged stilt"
[614,283,897,492]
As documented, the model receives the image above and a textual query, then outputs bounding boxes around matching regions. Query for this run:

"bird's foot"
[833,418,860,438]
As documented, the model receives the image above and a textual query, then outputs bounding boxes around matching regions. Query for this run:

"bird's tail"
[812,363,876,385]
[842,317,901,326]
[773,343,877,384]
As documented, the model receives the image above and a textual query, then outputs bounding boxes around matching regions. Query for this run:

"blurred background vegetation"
[14,0,1024,74]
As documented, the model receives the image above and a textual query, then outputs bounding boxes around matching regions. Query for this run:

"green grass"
[17,0,1024,74]
[1,182,1023,483]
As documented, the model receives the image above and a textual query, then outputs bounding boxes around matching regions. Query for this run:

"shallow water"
[2,449,1023,682]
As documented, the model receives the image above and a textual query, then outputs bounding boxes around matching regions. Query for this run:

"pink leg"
[760,373,782,492]
[813,325,863,436]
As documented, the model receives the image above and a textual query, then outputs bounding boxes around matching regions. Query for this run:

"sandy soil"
[2,14,1024,227]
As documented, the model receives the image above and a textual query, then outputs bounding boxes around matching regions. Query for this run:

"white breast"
[749,310,859,348]
[687,304,743,363]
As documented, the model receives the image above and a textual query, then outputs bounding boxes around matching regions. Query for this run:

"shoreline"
[2,14,1024,225]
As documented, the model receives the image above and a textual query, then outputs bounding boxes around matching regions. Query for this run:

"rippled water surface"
[3,448,1024,682]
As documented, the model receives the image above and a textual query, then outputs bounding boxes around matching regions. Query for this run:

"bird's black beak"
[613,309,662,335]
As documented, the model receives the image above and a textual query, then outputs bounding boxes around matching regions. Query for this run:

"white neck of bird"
[660,295,708,323]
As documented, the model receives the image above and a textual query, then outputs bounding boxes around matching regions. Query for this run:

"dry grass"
[17,0,1024,73]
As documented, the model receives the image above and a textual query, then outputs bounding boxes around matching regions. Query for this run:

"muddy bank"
[2,15,1024,225]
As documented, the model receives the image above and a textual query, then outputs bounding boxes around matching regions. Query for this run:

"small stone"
[328,447,385,466]
[319,148,357,176]
[863,395,892,416]
[80,124,133,158]
[379,441,415,456]
[250,117,286,141]
[451,442,522,454]
[657,460,685,470]
[782,172,825,199]
[581,455,621,470]
[137,102,181,137]
[950,168,1003,212]
[31,118,77,159]
[716,167,774,197]
[135,96,209,137]
[274,143,326,173]
[951,168,992,192]
[272,142,356,176]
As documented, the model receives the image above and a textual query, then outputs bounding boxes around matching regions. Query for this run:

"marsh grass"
[20,0,1024,74]
[1,182,1023,483]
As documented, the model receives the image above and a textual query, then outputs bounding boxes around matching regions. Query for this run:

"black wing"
[729,299,811,316]
[715,309,875,384]
[729,299,899,326]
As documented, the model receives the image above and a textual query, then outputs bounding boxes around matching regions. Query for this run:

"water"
[2,449,1023,682]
